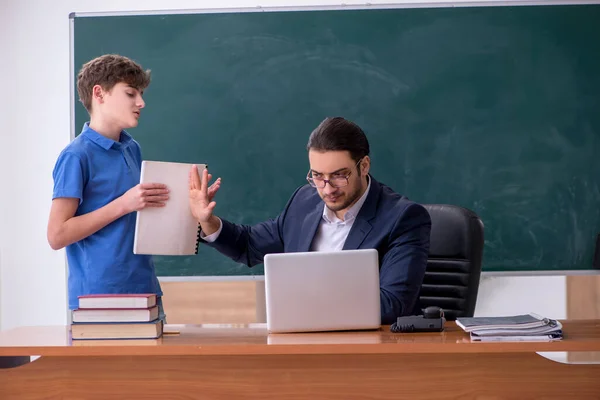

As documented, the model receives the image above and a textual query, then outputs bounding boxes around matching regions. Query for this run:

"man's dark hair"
[306,117,370,164]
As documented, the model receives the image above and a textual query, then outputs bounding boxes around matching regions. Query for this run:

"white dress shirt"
[202,177,371,250]
[310,177,371,252]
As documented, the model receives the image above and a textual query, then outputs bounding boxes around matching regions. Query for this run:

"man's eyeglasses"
[306,158,363,189]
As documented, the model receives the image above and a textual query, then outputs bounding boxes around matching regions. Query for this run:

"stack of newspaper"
[455,313,563,342]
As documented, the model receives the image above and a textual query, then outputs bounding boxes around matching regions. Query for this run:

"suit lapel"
[343,177,380,250]
[342,218,373,250]
[297,202,324,252]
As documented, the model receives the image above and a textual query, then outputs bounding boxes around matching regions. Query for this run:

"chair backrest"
[418,204,484,320]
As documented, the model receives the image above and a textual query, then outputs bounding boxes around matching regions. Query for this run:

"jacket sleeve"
[379,203,431,324]
[202,187,303,267]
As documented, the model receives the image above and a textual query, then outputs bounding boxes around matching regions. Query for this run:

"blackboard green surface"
[73,5,600,275]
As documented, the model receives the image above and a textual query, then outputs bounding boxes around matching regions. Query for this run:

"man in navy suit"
[189,117,431,324]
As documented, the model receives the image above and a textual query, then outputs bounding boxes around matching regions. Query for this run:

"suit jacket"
[205,176,431,324]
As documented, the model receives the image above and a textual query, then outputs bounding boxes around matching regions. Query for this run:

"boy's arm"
[47,183,169,250]
[48,197,126,250]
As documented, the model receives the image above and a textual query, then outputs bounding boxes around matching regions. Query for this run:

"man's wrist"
[200,216,220,236]
[201,217,223,242]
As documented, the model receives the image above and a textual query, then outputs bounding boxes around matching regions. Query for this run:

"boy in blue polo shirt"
[47,54,169,320]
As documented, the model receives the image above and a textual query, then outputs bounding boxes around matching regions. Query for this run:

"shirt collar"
[80,122,133,150]
[322,175,371,223]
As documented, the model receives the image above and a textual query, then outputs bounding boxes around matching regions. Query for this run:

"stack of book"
[71,294,163,340]
[455,313,563,342]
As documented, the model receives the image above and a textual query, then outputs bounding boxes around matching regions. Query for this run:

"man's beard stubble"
[322,178,364,212]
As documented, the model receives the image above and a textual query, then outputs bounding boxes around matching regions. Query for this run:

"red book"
[78,294,157,309]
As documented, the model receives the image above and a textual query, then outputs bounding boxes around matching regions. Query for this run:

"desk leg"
[0,353,599,399]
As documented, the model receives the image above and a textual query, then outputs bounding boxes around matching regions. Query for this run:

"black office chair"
[418,204,484,321]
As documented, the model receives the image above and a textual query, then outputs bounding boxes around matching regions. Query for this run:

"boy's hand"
[120,183,170,214]
[189,165,221,223]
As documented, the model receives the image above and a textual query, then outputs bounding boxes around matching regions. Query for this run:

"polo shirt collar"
[80,122,133,150]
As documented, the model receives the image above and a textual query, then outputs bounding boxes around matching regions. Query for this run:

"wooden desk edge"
[1,320,599,357]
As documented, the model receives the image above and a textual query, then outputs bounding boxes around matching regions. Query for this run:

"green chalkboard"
[73,4,600,275]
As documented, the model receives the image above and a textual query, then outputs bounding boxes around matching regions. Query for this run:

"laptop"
[264,249,381,333]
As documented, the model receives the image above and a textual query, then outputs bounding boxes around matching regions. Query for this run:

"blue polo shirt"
[52,123,162,310]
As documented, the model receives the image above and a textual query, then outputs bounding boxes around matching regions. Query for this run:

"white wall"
[475,276,565,319]
[0,0,571,331]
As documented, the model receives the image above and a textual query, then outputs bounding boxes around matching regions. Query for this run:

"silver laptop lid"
[264,249,381,333]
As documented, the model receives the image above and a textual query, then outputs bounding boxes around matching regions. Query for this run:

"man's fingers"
[208,178,221,189]
[189,165,202,190]
[208,178,221,190]
[207,201,217,213]
[207,181,221,198]
[200,167,209,193]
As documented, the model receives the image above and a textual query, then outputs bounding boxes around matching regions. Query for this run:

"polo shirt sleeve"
[52,151,85,204]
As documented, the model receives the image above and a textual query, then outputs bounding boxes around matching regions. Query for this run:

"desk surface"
[1,320,599,357]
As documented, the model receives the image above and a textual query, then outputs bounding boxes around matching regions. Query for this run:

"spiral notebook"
[133,161,205,256]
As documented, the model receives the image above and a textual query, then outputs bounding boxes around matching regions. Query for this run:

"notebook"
[264,249,381,333]
[133,161,205,255]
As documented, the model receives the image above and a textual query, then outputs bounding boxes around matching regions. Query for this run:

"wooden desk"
[1,321,599,399]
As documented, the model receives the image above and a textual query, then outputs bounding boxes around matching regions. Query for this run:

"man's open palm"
[189,165,221,223]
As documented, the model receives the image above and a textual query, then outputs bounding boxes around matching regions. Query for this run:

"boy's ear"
[92,85,104,103]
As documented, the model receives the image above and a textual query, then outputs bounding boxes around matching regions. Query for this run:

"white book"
[72,306,159,323]
[133,161,206,255]
[78,293,157,309]
[71,320,163,340]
